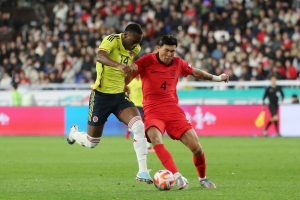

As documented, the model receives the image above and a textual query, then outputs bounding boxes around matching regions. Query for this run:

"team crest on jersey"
[171,70,175,78]
[93,116,98,122]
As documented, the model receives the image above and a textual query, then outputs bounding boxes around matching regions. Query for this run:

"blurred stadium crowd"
[0,0,300,88]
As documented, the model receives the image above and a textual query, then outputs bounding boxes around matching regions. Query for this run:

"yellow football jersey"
[128,77,143,107]
[91,33,141,94]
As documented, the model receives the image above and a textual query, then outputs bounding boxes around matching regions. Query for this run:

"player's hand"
[117,64,133,75]
[220,73,229,83]
[124,85,131,96]
[130,63,138,72]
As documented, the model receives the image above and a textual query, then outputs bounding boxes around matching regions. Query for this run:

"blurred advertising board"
[181,105,277,136]
[0,105,299,137]
[0,107,64,135]
[64,106,126,136]
[280,104,300,137]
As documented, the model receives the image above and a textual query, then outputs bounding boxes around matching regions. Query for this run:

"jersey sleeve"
[279,87,284,100]
[180,59,194,77]
[133,54,147,78]
[262,87,269,104]
[98,35,117,54]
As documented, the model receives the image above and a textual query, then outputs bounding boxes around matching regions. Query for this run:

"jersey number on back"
[120,55,129,65]
[160,81,167,90]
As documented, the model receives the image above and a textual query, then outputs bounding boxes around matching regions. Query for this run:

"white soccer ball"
[153,170,175,190]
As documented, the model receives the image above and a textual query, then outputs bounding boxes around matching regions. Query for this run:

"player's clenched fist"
[220,73,229,83]
[117,64,132,74]
[130,63,138,72]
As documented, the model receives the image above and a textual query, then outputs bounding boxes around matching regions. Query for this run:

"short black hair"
[124,23,143,35]
[158,35,178,47]
[292,94,298,98]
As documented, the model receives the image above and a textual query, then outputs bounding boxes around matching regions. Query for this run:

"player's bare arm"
[124,63,138,85]
[191,68,229,82]
[124,85,131,96]
[97,50,132,74]
[125,73,134,85]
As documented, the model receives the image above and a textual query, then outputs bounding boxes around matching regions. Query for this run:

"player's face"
[157,45,176,65]
[123,32,142,51]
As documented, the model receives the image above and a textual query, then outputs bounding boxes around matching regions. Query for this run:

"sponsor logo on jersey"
[151,70,166,74]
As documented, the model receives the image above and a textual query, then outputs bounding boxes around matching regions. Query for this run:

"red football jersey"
[134,53,193,111]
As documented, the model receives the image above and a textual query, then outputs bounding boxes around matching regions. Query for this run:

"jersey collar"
[156,53,173,66]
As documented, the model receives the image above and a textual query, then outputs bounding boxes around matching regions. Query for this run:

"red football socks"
[154,144,178,174]
[194,152,206,178]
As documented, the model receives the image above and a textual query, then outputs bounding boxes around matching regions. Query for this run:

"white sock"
[133,138,148,172]
[129,117,148,173]
[147,142,151,149]
[73,132,100,148]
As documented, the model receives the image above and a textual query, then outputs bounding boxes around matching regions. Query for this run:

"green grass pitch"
[0,136,299,200]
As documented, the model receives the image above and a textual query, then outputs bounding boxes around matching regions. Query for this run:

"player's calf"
[129,116,152,183]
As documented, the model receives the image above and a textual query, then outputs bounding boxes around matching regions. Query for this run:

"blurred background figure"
[291,94,299,104]
[19,84,37,106]
[262,76,284,137]
[11,83,21,106]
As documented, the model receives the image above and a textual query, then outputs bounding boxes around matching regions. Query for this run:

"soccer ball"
[153,170,175,190]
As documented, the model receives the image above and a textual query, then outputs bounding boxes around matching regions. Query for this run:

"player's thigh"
[87,91,114,136]
[147,127,164,146]
[137,106,144,118]
[180,129,203,156]
[165,108,192,140]
[114,93,139,124]
[145,118,166,144]
[272,115,279,121]
[269,104,278,121]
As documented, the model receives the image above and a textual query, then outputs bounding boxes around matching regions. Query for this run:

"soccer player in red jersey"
[126,35,229,190]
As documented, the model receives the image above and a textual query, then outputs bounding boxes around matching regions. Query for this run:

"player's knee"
[147,130,163,145]
[128,116,145,137]
[192,145,203,156]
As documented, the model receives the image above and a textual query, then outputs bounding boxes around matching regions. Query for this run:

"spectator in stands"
[0,72,11,87]
[1,0,300,89]
[292,51,300,72]
[52,0,69,22]
[285,59,298,79]
[61,63,75,83]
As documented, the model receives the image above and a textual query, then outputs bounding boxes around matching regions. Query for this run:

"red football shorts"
[143,105,192,142]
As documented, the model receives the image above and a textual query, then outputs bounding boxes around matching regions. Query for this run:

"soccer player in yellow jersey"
[66,23,153,184]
